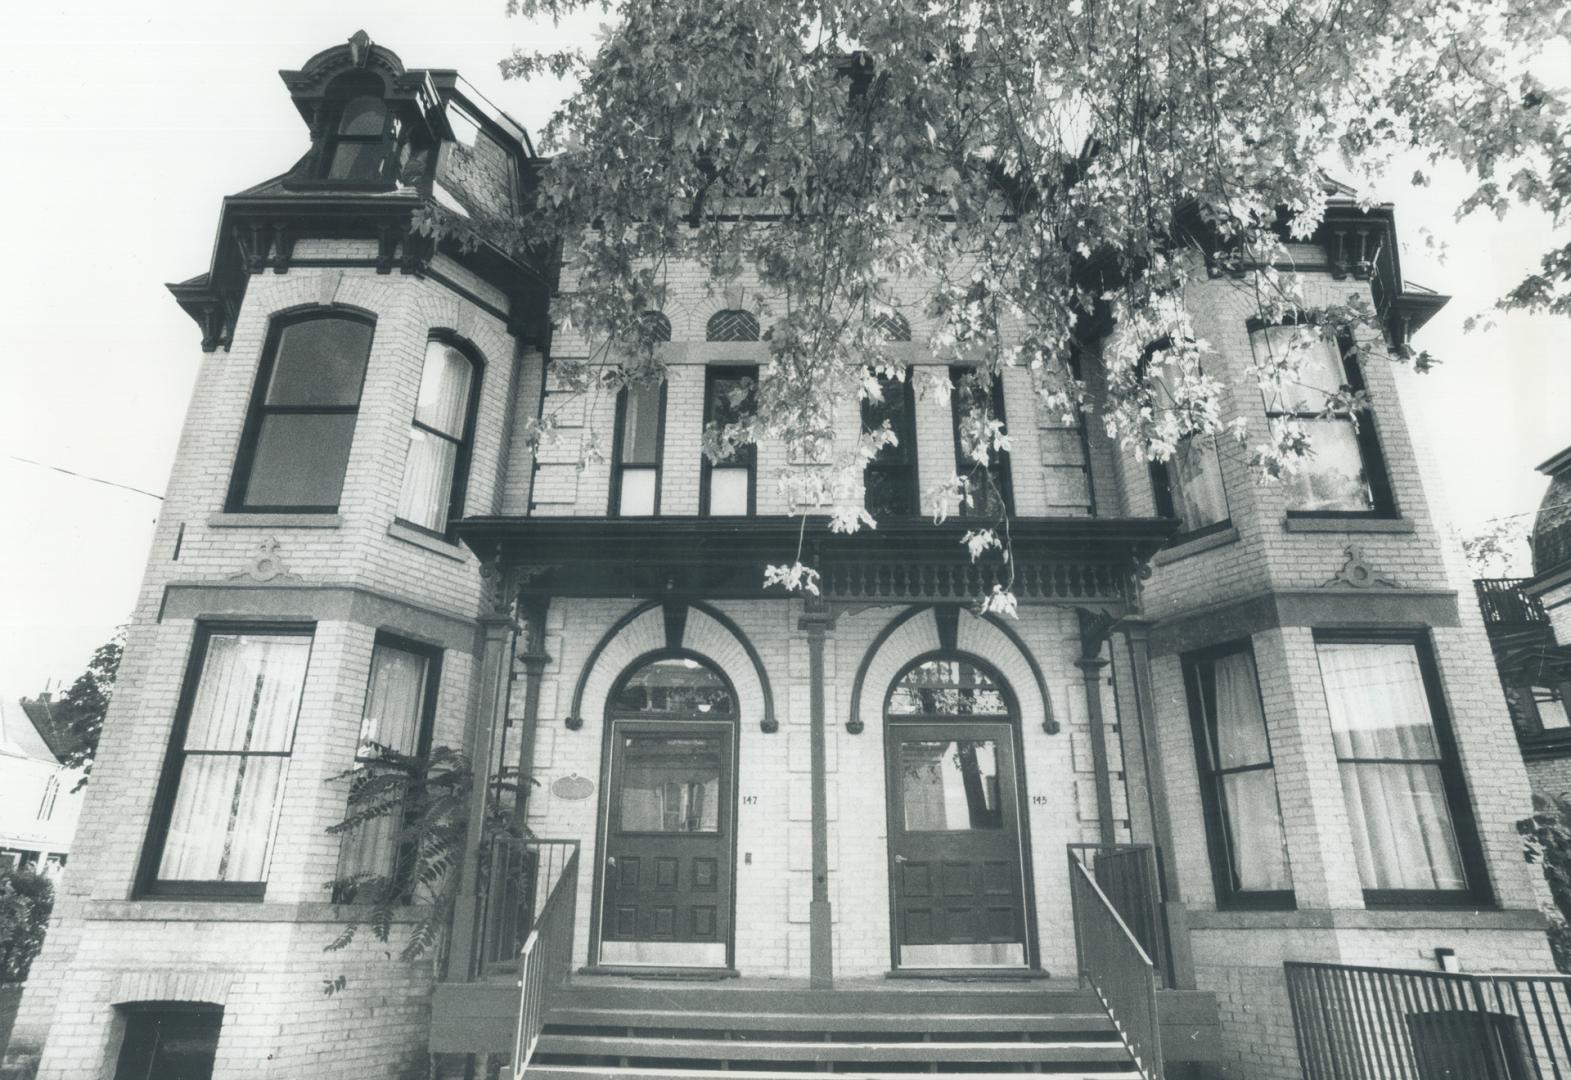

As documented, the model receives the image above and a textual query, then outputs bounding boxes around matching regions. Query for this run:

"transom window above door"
[612,656,736,715]
[888,658,1010,716]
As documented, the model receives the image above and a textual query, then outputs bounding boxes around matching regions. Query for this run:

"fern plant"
[322,741,528,990]
[1518,792,1571,973]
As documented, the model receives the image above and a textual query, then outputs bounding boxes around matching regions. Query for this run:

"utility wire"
[6,455,163,501]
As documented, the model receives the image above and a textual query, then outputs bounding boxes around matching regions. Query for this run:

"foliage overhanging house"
[4,33,1567,1080]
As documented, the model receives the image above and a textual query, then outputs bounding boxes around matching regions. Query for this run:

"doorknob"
[893,855,908,864]
[606,856,617,867]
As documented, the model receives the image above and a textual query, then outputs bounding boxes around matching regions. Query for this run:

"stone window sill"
[1188,907,1545,932]
[207,512,342,529]
[1153,525,1240,566]
[388,520,468,561]
[84,899,431,924]
[1283,515,1415,534]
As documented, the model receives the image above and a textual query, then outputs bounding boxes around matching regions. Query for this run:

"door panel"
[600,721,733,967]
[888,721,1029,968]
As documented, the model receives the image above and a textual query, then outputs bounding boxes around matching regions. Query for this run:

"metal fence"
[1286,960,1571,1080]
[479,837,580,976]
[1068,847,1164,1080]
[512,845,580,1077]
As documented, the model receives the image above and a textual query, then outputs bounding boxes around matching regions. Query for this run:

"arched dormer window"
[396,335,481,535]
[706,310,759,342]
[229,311,375,513]
[321,75,397,183]
[641,311,673,342]
[872,312,912,342]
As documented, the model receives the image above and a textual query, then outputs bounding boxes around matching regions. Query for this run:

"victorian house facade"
[1,33,1561,1080]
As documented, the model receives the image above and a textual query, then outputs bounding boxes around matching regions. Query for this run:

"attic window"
[322,80,397,183]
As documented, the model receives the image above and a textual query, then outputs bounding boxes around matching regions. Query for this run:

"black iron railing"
[478,837,579,977]
[1476,578,1550,631]
[1068,843,1169,986]
[512,844,579,1077]
[1286,960,1571,1079]
[1069,846,1164,1080]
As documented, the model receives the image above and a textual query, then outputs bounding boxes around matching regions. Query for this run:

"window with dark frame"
[229,312,374,513]
[701,367,757,515]
[395,336,479,535]
[334,635,440,902]
[862,369,917,517]
[321,77,397,183]
[949,366,1013,518]
[138,625,313,900]
[1315,634,1488,904]
[1143,341,1231,538]
[611,380,665,516]
[1183,643,1294,907]
[113,1004,223,1080]
[1250,323,1395,516]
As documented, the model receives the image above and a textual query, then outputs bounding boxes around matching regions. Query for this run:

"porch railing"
[478,837,580,977]
[1068,842,1168,987]
[1286,960,1571,1080]
[1476,578,1550,631]
[512,844,579,1078]
[1068,846,1164,1080]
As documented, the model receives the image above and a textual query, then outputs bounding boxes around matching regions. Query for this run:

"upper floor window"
[702,367,757,515]
[335,635,439,901]
[872,312,912,342]
[140,626,313,899]
[612,380,665,516]
[949,367,1013,518]
[322,77,397,183]
[1183,643,1293,907]
[396,336,479,535]
[862,369,917,517]
[1251,324,1394,516]
[1316,635,1484,904]
[229,312,373,513]
[706,310,760,342]
[1144,341,1230,537]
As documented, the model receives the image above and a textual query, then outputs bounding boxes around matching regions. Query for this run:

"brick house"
[2,32,1562,1080]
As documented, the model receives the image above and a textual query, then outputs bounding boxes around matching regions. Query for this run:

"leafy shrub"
[1518,793,1571,973]
[0,864,55,984]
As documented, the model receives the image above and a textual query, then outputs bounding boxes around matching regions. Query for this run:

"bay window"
[1316,635,1485,903]
[701,367,756,515]
[1184,643,1294,906]
[335,636,439,900]
[1250,323,1394,516]
[395,336,479,535]
[141,626,313,899]
[1145,342,1230,537]
[611,380,665,516]
[229,312,373,513]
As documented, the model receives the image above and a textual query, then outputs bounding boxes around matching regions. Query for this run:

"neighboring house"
[1514,448,1571,797]
[2,32,1561,1080]
[0,697,82,878]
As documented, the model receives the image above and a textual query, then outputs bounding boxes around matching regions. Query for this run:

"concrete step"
[524,1067,1145,1080]
[537,1032,1131,1063]
[544,1006,1118,1034]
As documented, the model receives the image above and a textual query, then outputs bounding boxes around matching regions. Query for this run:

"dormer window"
[321,77,397,184]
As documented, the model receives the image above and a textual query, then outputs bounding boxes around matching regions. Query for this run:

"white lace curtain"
[1209,651,1292,892]
[397,340,473,530]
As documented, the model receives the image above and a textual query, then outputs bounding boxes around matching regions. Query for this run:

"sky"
[0,1,1567,698]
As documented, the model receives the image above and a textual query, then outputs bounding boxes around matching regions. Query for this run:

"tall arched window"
[396,335,480,534]
[229,311,374,513]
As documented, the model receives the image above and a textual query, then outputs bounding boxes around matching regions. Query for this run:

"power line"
[6,455,163,501]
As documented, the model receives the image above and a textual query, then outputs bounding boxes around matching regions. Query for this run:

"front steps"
[520,982,1141,1078]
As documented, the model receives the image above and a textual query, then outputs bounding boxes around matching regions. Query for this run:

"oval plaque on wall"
[550,773,594,801]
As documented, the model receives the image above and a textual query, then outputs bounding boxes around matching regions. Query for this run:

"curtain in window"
[338,644,430,887]
[397,341,473,530]
[1319,642,1466,891]
[158,635,310,882]
[1170,436,1230,532]
[1210,652,1292,892]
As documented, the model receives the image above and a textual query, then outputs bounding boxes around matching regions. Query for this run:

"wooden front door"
[599,718,734,967]
[886,719,1030,968]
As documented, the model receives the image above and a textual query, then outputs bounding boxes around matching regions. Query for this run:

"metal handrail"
[1068,848,1164,1080]
[1286,960,1571,1080]
[512,845,579,1078]
[479,837,580,976]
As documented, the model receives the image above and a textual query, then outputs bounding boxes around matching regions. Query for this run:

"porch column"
[801,599,834,988]
[448,604,518,981]
[1122,620,1196,989]
[1076,611,1117,842]
[510,599,551,827]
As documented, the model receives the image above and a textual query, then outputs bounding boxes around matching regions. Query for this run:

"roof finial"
[348,30,373,68]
